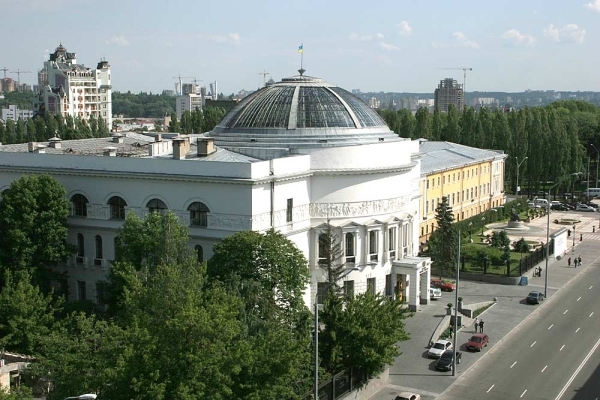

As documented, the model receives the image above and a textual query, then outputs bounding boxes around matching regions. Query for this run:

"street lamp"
[314,267,359,399]
[516,156,528,197]
[591,144,599,189]
[481,217,486,236]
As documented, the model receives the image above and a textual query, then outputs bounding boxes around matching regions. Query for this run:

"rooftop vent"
[172,136,191,160]
[48,137,62,148]
[197,138,216,157]
[155,133,162,142]
[104,147,117,157]
[112,134,124,144]
[33,144,46,154]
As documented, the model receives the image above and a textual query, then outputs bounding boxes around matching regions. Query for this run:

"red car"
[430,279,455,292]
[466,333,489,352]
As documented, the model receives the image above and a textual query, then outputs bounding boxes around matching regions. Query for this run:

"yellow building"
[418,141,507,245]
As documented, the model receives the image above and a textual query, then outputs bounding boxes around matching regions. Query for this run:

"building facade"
[418,140,506,245]
[34,44,112,126]
[0,73,433,312]
[434,78,464,112]
[1,105,34,122]
[175,93,203,119]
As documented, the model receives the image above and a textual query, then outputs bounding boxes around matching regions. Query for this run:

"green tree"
[26,117,37,142]
[14,119,25,143]
[430,196,457,277]
[168,112,180,133]
[489,231,510,249]
[513,237,530,253]
[34,116,47,141]
[202,107,226,132]
[88,113,98,137]
[0,175,73,289]
[180,110,193,134]
[414,106,431,139]
[317,223,347,292]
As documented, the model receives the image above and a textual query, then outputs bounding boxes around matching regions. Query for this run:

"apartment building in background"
[434,78,464,112]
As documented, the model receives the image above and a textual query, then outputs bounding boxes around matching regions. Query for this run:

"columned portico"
[393,257,432,312]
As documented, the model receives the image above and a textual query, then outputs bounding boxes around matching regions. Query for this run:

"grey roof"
[209,74,403,156]
[419,141,505,175]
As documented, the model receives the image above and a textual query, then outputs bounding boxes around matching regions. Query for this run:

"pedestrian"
[539,266,543,277]
[568,257,571,267]
[574,259,578,268]
[578,255,582,266]
[474,317,479,333]
[479,319,484,333]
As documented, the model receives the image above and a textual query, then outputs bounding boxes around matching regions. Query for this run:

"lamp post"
[314,267,359,399]
[481,217,486,236]
[592,144,599,189]
[516,156,528,197]
[452,228,461,376]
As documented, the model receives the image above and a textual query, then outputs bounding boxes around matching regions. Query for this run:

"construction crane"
[172,75,194,95]
[0,67,8,79]
[11,69,32,91]
[259,70,270,87]
[438,67,473,109]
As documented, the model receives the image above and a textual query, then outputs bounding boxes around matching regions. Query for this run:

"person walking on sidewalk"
[474,317,479,333]
[479,319,485,333]
[568,257,572,267]
[578,255,582,266]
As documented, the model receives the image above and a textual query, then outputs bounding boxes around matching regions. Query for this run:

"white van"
[534,198,548,207]
[429,287,442,299]
[586,188,600,198]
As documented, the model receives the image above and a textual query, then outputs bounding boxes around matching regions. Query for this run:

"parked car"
[575,204,595,212]
[429,287,442,299]
[395,392,421,400]
[587,202,599,209]
[428,339,453,358]
[435,349,461,371]
[431,279,455,292]
[466,333,489,352]
[527,202,541,209]
[526,291,544,304]
[551,204,569,211]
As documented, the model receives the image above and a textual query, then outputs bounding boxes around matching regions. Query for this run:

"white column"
[408,268,420,312]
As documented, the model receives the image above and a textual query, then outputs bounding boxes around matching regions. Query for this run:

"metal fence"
[304,368,363,400]
[518,239,554,275]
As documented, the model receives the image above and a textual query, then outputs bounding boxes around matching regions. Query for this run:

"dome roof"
[208,74,402,157]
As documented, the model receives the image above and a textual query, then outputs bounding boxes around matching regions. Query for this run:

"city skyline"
[2,0,600,95]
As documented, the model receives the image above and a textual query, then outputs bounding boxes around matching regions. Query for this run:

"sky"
[2,0,600,95]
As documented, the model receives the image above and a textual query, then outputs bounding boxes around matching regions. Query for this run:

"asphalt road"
[437,261,600,400]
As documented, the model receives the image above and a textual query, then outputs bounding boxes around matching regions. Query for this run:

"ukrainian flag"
[298,44,303,53]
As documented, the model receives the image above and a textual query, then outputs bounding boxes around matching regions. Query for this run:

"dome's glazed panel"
[296,87,355,128]
[232,86,295,128]
[328,87,386,127]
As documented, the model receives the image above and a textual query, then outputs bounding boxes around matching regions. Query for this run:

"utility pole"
[592,144,599,188]
[259,70,269,87]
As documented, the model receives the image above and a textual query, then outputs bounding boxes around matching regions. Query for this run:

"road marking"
[590,286,594,290]
[576,327,581,333]
[521,389,528,398]
[548,324,554,330]
[531,341,536,347]
[555,336,600,400]
[564,309,569,314]
[591,312,594,318]
[577,296,582,301]
[560,345,565,351]
[487,385,494,393]
[511,361,517,368]
[542,365,548,372]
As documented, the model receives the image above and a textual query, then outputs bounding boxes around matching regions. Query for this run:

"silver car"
[428,339,453,358]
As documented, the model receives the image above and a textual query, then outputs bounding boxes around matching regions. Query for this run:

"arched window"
[195,245,204,263]
[108,196,127,220]
[188,202,210,227]
[95,235,103,259]
[147,198,167,214]
[71,194,89,217]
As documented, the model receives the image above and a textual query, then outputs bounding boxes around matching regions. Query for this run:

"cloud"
[500,29,536,46]
[349,32,384,42]
[106,36,130,46]
[205,33,241,45]
[379,42,400,51]
[398,21,412,37]
[543,24,586,43]
[452,32,480,49]
[431,41,450,49]
[584,0,600,12]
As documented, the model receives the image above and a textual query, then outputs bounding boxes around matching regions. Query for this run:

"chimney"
[33,144,46,154]
[197,138,216,157]
[172,136,190,160]
[28,142,36,152]
[48,137,62,148]
[112,134,124,144]
[155,133,162,142]
[104,146,117,157]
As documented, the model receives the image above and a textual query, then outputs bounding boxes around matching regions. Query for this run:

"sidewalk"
[369,212,600,400]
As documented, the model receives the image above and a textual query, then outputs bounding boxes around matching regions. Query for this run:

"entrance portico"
[393,257,432,312]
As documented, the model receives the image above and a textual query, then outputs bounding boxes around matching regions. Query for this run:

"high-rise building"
[34,43,112,126]
[1,78,15,93]
[175,93,203,119]
[434,78,463,112]
[2,105,34,121]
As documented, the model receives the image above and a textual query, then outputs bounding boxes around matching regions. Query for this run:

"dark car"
[587,202,599,209]
[434,349,461,371]
[466,333,489,352]
[527,291,544,304]
[551,204,569,211]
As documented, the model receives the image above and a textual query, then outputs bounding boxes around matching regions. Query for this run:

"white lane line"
[560,345,565,351]
[548,324,554,330]
[555,336,600,400]
[531,341,537,347]
[487,384,494,393]
[591,312,595,318]
[590,286,594,290]
[521,389,528,398]
[577,296,582,301]
[564,310,569,315]
[576,327,581,333]
[542,365,548,372]
[511,361,517,368]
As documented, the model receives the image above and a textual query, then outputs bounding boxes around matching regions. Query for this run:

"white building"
[1,105,34,122]
[34,44,112,127]
[0,73,431,311]
[175,93,203,120]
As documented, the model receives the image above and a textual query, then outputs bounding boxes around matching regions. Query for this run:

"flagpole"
[301,43,303,71]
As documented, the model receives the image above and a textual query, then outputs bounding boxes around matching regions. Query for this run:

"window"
[426,180,429,189]
[147,198,167,213]
[369,230,378,262]
[425,201,428,214]
[343,280,354,298]
[108,196,127,220]
[77,280,86,301]
[442,175,445,184]
[76,233,85,263]
[388,227,397,260]
[421,227,424,236]
[470,188,474,198]
[188,202,209,227]
[317,282,329,304]
[453,173,455,182]
[195,245,204,262]
[385,274,393,297]
[286,198,293,223]
[367,278,376,295]
[95,235,103,260]
[71,194,88,216]
[452,193,455,205]
[318,233,328,260]
[345,233,355,263]
[431,199,434,211]
[437,177,440,186]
